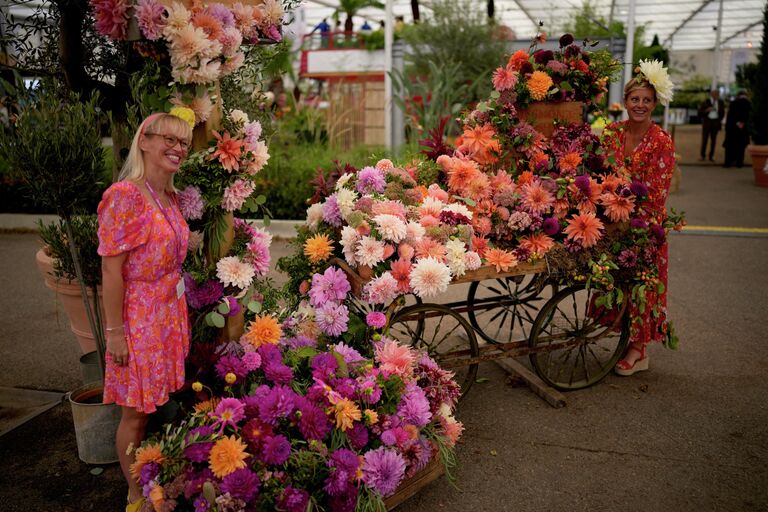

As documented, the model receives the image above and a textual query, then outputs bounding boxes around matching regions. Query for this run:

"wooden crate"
[384,457,445,510]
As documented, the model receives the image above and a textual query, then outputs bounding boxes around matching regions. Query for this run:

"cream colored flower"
[638,59,674,106]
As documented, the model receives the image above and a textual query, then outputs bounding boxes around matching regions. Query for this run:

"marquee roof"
[300,0,765,51]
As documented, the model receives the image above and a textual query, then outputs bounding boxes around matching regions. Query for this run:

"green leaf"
[489,90,500,99]
[217,301,231,315]
[475,377,490,383]
[247,301,262,313]
[263,216,271,227]
[332,351,349,377]
[211,312,225,328]
[560,81,573,92]
[296,347,318,359]
[255,195,267,205]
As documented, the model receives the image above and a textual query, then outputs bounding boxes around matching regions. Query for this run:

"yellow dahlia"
[242,314,283,348]
[208,435,249,478]
[303,234,334,263]
[169,106,196,129]
[526,71,553,101]
[331,398,362,431]
[129,443,165,480]
[193,397,220,414]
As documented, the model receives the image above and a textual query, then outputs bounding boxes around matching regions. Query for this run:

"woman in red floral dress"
[601,69,677,376]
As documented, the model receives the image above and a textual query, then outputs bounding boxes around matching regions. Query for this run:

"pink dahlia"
[92,0,131,40]
[222,179,255,212]
[177,185,204,220]
[135,0,166,41]
[375,338,415,377]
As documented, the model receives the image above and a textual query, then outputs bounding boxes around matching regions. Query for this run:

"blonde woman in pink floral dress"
[98,112,192,511]
[601,70,676,377]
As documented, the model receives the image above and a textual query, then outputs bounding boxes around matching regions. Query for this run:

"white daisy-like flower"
[336,187,358,220]
[306,203,324,231]
[216,256,256,289]
[442,203,473,220]
[355,236,386,267]
[229,109,249,126]
[373,214,408,243]
[335,173,354,190]
[464,251,482,271]
[445,239,467,277]
[409,257,451,298]
[340,226,360,266]
[419,196,443,217]
[637,59,674,106]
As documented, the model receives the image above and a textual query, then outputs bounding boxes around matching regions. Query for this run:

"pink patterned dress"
[97,181,190,413]
[602,121,676,345]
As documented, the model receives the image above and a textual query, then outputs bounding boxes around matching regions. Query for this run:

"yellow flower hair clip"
[169,106,196,129]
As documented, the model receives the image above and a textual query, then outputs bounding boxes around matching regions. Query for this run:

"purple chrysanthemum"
[630,180,649,197]
[618,249,638,268]
[574,174,591,194]
[283,334,317,350]
[322,194,343,227]
[356,166,387,194]
[177,185,204,220]
[297,397,332,441]
[315,302,349,337]
[215,355,248,384]
[220,468,260,502]
[309,266,351,307]
[331,343,365,365]
[184,275,224,310]
[277,486,310,512]
[241,351,261,372]
[135,0,166,41]
[347,421,369,450]
[630,217,648,230]
[362,447,407,497]
[257,385,297,425]
[261,434,291,465]
[138,462,160,486]
[184,426,216,463]
[397,384,432,428]
[542,217,561,236]
[328,489,359,512]
[366,311,387,329]
[324,449,360,496]
[311,352,339,381]
[650,223,666,241]
[263,358,294,384]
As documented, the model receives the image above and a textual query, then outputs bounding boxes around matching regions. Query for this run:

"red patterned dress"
[601,121,676,345]
[97,181,190,413]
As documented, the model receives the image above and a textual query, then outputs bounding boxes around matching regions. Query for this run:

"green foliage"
[390,60,474,137]
[560,0,647,51]
[669,75,710,110]
[735,61,758,90]
[750,2,768,145]
[0,85,106,216]
[358,29,386,50]
[635,34,670,64]
[37,216,102,287]
[399,0,508,103]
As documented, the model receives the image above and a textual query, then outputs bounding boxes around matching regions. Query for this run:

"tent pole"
[384,0,394,150]
[711,0,725,90]
[622,0,636,120]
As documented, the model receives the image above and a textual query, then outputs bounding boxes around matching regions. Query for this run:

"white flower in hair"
[637,59,675,106]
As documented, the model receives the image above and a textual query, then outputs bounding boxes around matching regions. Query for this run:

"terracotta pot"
[748,145,768,188]
[518,101,584,138]
[36,248,104,354]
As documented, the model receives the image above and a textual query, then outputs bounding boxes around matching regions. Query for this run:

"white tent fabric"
[300,0,764,51]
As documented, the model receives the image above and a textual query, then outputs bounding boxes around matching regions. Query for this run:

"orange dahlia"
[209,435,249,478]
[485,248,518,272]
[600,192,636,223]
[447,159,481,193]
[507,49,531,71]
[331,397,362,431]
[459,123,499,166]
[211,131,243,172]
[519,233,555,257]
[563,212,605,248]
[558,152,582,172]
[193,397,220,414]
[526,71,554,101]
[192,12,224,40]
[243,314,282,348]
[129,443,165,480]
[303,234,334,263]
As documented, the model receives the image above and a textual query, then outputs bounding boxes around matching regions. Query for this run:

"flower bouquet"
[132,263,463,512]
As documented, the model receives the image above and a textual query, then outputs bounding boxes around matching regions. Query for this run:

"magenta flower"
[215,355,247,383]
[91,0,131,40]
[209,398,245,433]
[184,426,215,463]
[309,266,351,307]
[362,447,407,497]
[278,487,310,512]
[220,468,260,502]
[261,434,291,465]
[331,343,365,365]
[178,185,205,220]
[296,397,332,441]
[257,385,297,425]
[366,311,387,329]
[242,351,262,372]
[356,166,386,194]
[322,195,343,227]
[397,384,432,428]
[135,0,166,41]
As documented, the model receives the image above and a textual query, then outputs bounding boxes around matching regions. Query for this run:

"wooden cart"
[333,258,630,408]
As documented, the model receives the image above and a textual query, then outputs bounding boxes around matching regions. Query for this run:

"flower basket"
[384,456,446,510]
[518,101,584,138]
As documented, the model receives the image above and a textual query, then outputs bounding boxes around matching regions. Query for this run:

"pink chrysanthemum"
[222,179,255,212]
[520,180,555,216]
[177,185,204,220]
[135,0,166,40]
[355,236,386,267]
[363,272,400,305]
[375,339,415,377]
[362,447,406,497]
[92,0,131,40]
[492,65,519,91]
[373,214,408,243]
[216,256,255,289]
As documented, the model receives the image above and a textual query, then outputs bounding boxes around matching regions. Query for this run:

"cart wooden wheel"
[528,285,629,390]
[388,303,479,398]
[467,273,551,344]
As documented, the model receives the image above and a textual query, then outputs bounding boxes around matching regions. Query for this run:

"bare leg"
[117,406,149,504]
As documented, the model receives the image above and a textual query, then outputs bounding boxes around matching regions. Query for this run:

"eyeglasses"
[145,133,191,151]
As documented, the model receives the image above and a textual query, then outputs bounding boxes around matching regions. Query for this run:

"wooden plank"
[384,457,445,510]
[493,358,567,409]
[450,261,547,285]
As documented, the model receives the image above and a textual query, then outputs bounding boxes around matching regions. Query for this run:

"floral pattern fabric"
[97,181,190,413]
[602,121,675,345]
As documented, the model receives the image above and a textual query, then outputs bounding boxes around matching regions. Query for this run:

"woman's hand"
[107,331,129,367]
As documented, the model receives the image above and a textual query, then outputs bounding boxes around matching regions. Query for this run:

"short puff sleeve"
[97,181,151,256]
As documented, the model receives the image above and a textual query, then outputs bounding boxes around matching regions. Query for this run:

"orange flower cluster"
[304,234,334,263]
[526,71,553,101]
[243,314,283,348]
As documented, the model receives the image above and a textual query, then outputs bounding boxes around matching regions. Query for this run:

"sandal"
[615,344,649,376]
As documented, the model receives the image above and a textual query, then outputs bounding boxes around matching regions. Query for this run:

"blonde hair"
[119,113,193,191]
[623,78,657,103]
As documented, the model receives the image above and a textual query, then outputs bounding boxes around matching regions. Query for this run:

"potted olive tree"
[1,85,119,464]
[748,2,768,187]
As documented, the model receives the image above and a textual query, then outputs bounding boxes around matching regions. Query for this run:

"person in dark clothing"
[698,89,725,162]
[723,90,752,168]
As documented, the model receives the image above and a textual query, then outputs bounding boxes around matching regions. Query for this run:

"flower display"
[635,59,675,106]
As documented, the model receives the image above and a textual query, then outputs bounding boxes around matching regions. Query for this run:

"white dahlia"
[410,257,451,298]
[637,59,674,106]
[373,214,408,243]
[216,256,256,289]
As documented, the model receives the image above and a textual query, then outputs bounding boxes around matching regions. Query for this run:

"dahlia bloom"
[216,256,255,289]
[222,179,255,212]
[409,257,451,298]
[563,211,605,248]
[362,447,407,497]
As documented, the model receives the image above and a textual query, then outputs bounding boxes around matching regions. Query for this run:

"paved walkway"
[0,163,766,511]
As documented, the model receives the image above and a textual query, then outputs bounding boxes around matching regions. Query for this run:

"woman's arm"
[102,254,129,366]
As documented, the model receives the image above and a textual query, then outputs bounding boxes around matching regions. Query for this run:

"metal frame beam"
[662,0,715,46]
[718,19,762,47]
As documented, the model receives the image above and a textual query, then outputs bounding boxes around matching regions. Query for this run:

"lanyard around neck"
[145,180,183,264]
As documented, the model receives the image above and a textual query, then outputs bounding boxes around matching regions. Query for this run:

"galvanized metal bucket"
[68,382,120,464]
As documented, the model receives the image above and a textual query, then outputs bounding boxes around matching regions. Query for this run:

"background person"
[601,63,677,376]
[723,89,751,168]
[698,89,725,162]
[97,112,192,512]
